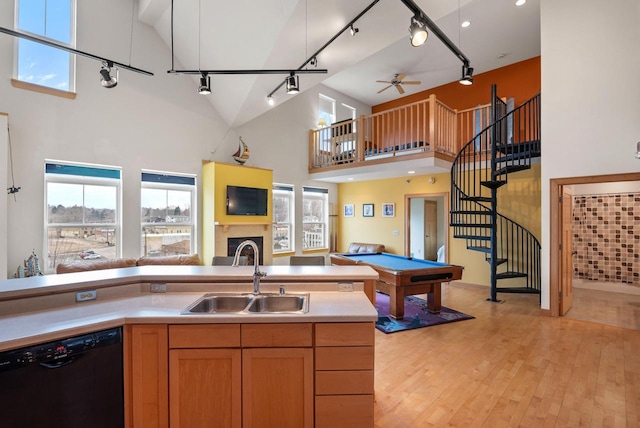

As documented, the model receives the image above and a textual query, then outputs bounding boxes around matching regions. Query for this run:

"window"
[273,184,294,254]
[15,0,76,92]
[302,186,328,250]
[342,102,357,131]
[141,171,196,257]
[44,161,121,273]
[319,94,336,127]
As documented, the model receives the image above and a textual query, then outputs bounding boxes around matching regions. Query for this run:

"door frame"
[404,192,449,262]
[549,172,640,317]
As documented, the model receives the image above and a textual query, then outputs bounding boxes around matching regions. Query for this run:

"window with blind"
[140,171,196,257]
[302,186,328,250]
[273,184,295,254]
[44,161,121,272]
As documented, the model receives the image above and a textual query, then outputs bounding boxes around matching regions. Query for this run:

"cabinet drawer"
[315,395,374,428]
[315,370,374,395]
[315,322,374,347]
[241,323,312,347]
[315,346,374,370]
[169,324,240,348]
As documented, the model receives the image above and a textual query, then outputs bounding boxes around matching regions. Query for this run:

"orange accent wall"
[372,56,540,113]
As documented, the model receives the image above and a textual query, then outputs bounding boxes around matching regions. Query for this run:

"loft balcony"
[308,95,492,182]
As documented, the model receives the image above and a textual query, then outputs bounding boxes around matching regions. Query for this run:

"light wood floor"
[565,283,640,331]
[373,282,640,427]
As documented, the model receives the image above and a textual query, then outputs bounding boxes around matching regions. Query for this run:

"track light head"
[198,73,211,95]
[267,95,275,106]
[309,57,317,67]
[459,64,474,85]
[350,24,359,36]
[99,62,118,88]
[409,15,428,47]
[286,73,299,94]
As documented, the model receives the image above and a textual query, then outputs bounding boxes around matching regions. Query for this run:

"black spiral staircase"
[450,85,541,301]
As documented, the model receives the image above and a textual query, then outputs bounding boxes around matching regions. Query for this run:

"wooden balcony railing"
[308,95,492,172]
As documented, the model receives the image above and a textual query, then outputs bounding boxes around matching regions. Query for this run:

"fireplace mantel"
[214,222,273,233]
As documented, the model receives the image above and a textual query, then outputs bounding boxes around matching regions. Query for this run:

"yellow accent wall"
[337,163,541,287]
[202,162,273,265]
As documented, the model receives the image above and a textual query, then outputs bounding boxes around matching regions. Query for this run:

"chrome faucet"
[232,240,267,295]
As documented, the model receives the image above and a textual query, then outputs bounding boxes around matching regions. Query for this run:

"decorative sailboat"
[233,137,250,165]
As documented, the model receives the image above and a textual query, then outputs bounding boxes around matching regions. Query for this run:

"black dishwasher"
[0,327,124,428]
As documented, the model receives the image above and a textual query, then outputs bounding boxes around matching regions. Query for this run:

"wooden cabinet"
[126,322,372,428]
[125,324,169,428]
[241,324,314,428]
[314,322,375,428]
[167,323,313,428]
[169,325,242,428]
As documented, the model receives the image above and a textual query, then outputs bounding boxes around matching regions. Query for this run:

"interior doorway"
[550,172,640,318]
[404,192,449,262]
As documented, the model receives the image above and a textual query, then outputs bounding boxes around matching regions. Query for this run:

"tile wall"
[573,193,640,285]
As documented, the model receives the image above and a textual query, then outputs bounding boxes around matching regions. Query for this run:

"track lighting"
[459,64,474,85]
[635,141,640,159]
[99,62,118,88]
[198,73,211,95]
[267,95,275,106]
[309,57,317,67]
[409,14,428,47]
[350,24,359,36]
[286,73,299,94]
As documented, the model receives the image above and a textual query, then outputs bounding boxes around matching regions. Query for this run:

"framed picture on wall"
[382,203,395,217]
[363,203,374,217]
[344,204,354,217]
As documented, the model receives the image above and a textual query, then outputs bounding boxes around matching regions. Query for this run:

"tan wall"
[337,163,541,287]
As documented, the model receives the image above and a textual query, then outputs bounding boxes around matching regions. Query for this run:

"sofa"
[347,242,386,253]
[56,254,201,274]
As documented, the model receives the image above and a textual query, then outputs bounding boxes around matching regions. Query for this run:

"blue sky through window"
[17,0,73,91]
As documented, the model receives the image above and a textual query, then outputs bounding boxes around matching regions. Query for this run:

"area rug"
[375,292,474,334]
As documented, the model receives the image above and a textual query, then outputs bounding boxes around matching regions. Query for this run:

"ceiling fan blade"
[396,73,406,81]
[376,80,392,83]
[402,81,421,85]
[377,85,392,94]
[396,85,405,95]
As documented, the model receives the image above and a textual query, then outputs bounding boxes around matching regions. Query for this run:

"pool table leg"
[426,284,442,314]
[389,290,404,320]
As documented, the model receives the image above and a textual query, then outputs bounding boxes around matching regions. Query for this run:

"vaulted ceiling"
[138,0,540,127]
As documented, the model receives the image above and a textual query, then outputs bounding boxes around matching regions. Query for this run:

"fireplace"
[227,237,264,265]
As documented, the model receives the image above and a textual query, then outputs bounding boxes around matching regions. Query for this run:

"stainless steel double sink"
[181,292,310,315]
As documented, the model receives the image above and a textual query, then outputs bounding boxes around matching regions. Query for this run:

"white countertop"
[0,265,379,299]
[0,266,379,352]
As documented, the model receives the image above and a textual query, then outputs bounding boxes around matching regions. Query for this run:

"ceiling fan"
[376,73,421,94]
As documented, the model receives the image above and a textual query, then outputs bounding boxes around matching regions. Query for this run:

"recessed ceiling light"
[348,177,354,181]
[461,21,471,28]
[515,0,526,6]
[408,170,416,174]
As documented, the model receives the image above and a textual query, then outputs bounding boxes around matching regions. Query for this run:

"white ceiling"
[139,0,540,128]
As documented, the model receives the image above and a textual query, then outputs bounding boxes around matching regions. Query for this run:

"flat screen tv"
[226,185,268,216]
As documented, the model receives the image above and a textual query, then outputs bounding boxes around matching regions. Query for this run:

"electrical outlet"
[338,282,354,292]
[150,283,167,293]
[76,290,97,302]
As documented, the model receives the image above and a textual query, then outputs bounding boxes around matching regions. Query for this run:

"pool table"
[330,252,463,320]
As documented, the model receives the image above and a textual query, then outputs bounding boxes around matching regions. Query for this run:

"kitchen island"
[0,265,379,428]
